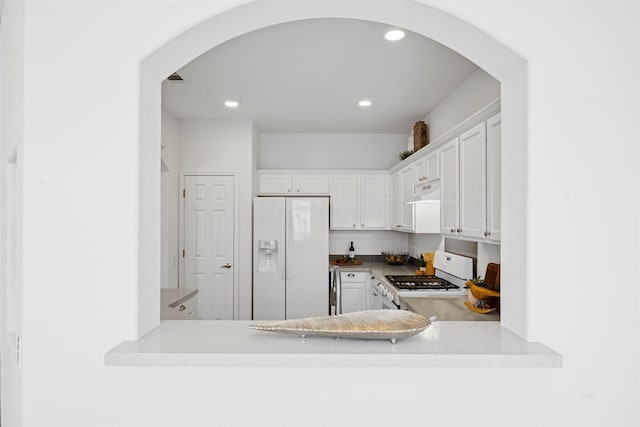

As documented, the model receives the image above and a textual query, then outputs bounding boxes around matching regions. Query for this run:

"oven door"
[381,295,400,310]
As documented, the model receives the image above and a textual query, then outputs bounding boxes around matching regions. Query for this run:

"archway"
[138,0,528,338]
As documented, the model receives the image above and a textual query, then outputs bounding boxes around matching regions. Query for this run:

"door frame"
[178,171,239,319]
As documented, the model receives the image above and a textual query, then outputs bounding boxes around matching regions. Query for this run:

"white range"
[374,250,474,309]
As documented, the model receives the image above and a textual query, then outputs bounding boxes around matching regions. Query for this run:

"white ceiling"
[161,18,478,134]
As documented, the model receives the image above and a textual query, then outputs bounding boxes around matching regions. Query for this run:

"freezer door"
[252,197,286,320]
[285,198,330,319]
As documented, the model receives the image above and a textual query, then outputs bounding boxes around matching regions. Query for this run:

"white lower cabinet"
[340,271,369,313]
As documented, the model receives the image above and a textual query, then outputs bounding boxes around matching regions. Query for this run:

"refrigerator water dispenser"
[258,240,279,272]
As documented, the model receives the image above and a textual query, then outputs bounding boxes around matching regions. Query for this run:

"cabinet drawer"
[340,271,367,282]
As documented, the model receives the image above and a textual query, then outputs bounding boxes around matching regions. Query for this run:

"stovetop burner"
[385,275,461,291]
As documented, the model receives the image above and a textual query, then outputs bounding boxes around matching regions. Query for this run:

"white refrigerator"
[253,197,329,320]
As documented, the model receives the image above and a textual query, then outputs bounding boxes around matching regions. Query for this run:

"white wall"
[5,1,640,427]
[178,118,255,319]
[260,133,408,169]
[330,230,408,255]
[423,68,500,142]
[0,0,23,424]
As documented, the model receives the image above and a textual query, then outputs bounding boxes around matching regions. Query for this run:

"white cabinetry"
[340,271,368,313]
[399,165,414,231]
[439,115,501,242]
[330,174,387,230]
[390,164,440,234]
[258,172,329,195]
[390,165,414,231]
[414,149,440,195]
[390,172,401,230]
[459,122,487,239]
[440,137,460,237]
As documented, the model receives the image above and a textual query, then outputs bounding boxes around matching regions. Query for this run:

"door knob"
[221,263,232,269]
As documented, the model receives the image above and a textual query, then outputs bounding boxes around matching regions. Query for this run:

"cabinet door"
[390,172,401,230]
[413,156,426,186]
[360,174,387,229]
[440,138,460,236]
[400,165,414,231]
[425,149,440,182]
[295,174,329,195]
[330,175,358,229]
[258,174,293,194]
[459,123,487,239]
[486,113,501,242]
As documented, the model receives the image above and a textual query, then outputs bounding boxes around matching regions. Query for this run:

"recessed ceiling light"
[384,29,406,41]
[358,99,372,108]
[224,100,241,108]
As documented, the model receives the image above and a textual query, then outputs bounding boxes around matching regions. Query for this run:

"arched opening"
[138,0,528,339]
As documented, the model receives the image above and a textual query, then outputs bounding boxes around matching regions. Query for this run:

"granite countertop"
[401,296,500,321]
[332,260,500,321]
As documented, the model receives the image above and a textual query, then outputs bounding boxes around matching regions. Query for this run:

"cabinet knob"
[457,228,462,233]
[287,189,291,192]
[296,189,300,192]
[353,224,356,227]
[361,223,365,227]
[484,231,491,237]
[179,304,186,312]
[450,228,455,233]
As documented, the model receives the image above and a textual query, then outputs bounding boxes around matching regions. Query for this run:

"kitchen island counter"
[105,319,560,368]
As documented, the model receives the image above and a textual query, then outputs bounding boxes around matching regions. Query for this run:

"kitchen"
[160,18,502,324]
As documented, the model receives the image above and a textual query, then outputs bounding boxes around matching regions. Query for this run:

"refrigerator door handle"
[332,266,342,315]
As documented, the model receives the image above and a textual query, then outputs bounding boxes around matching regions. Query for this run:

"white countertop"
[105,320,561,368]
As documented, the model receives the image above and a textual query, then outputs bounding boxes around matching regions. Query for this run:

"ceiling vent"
[166,72,184,81]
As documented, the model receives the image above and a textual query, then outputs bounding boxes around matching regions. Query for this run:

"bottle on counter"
[348,241,355,260]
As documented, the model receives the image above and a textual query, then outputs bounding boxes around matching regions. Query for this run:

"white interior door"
[183,175,234,320]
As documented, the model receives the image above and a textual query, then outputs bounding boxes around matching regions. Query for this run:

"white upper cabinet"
[438,116,501,242]
[413,155,427,187]
[330,174,388,230]
[414,149,440,196]
[330,175,358,229]
[399,165,415,231]
[459,122,487,239]
[258,172,329,195]
[360,174,388,229]
[425,149,440,183]
[258,173,293,194]
[440,137,460,236]
[486,113,501,242]
[294,174,330,194]
[390,171,401,230]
